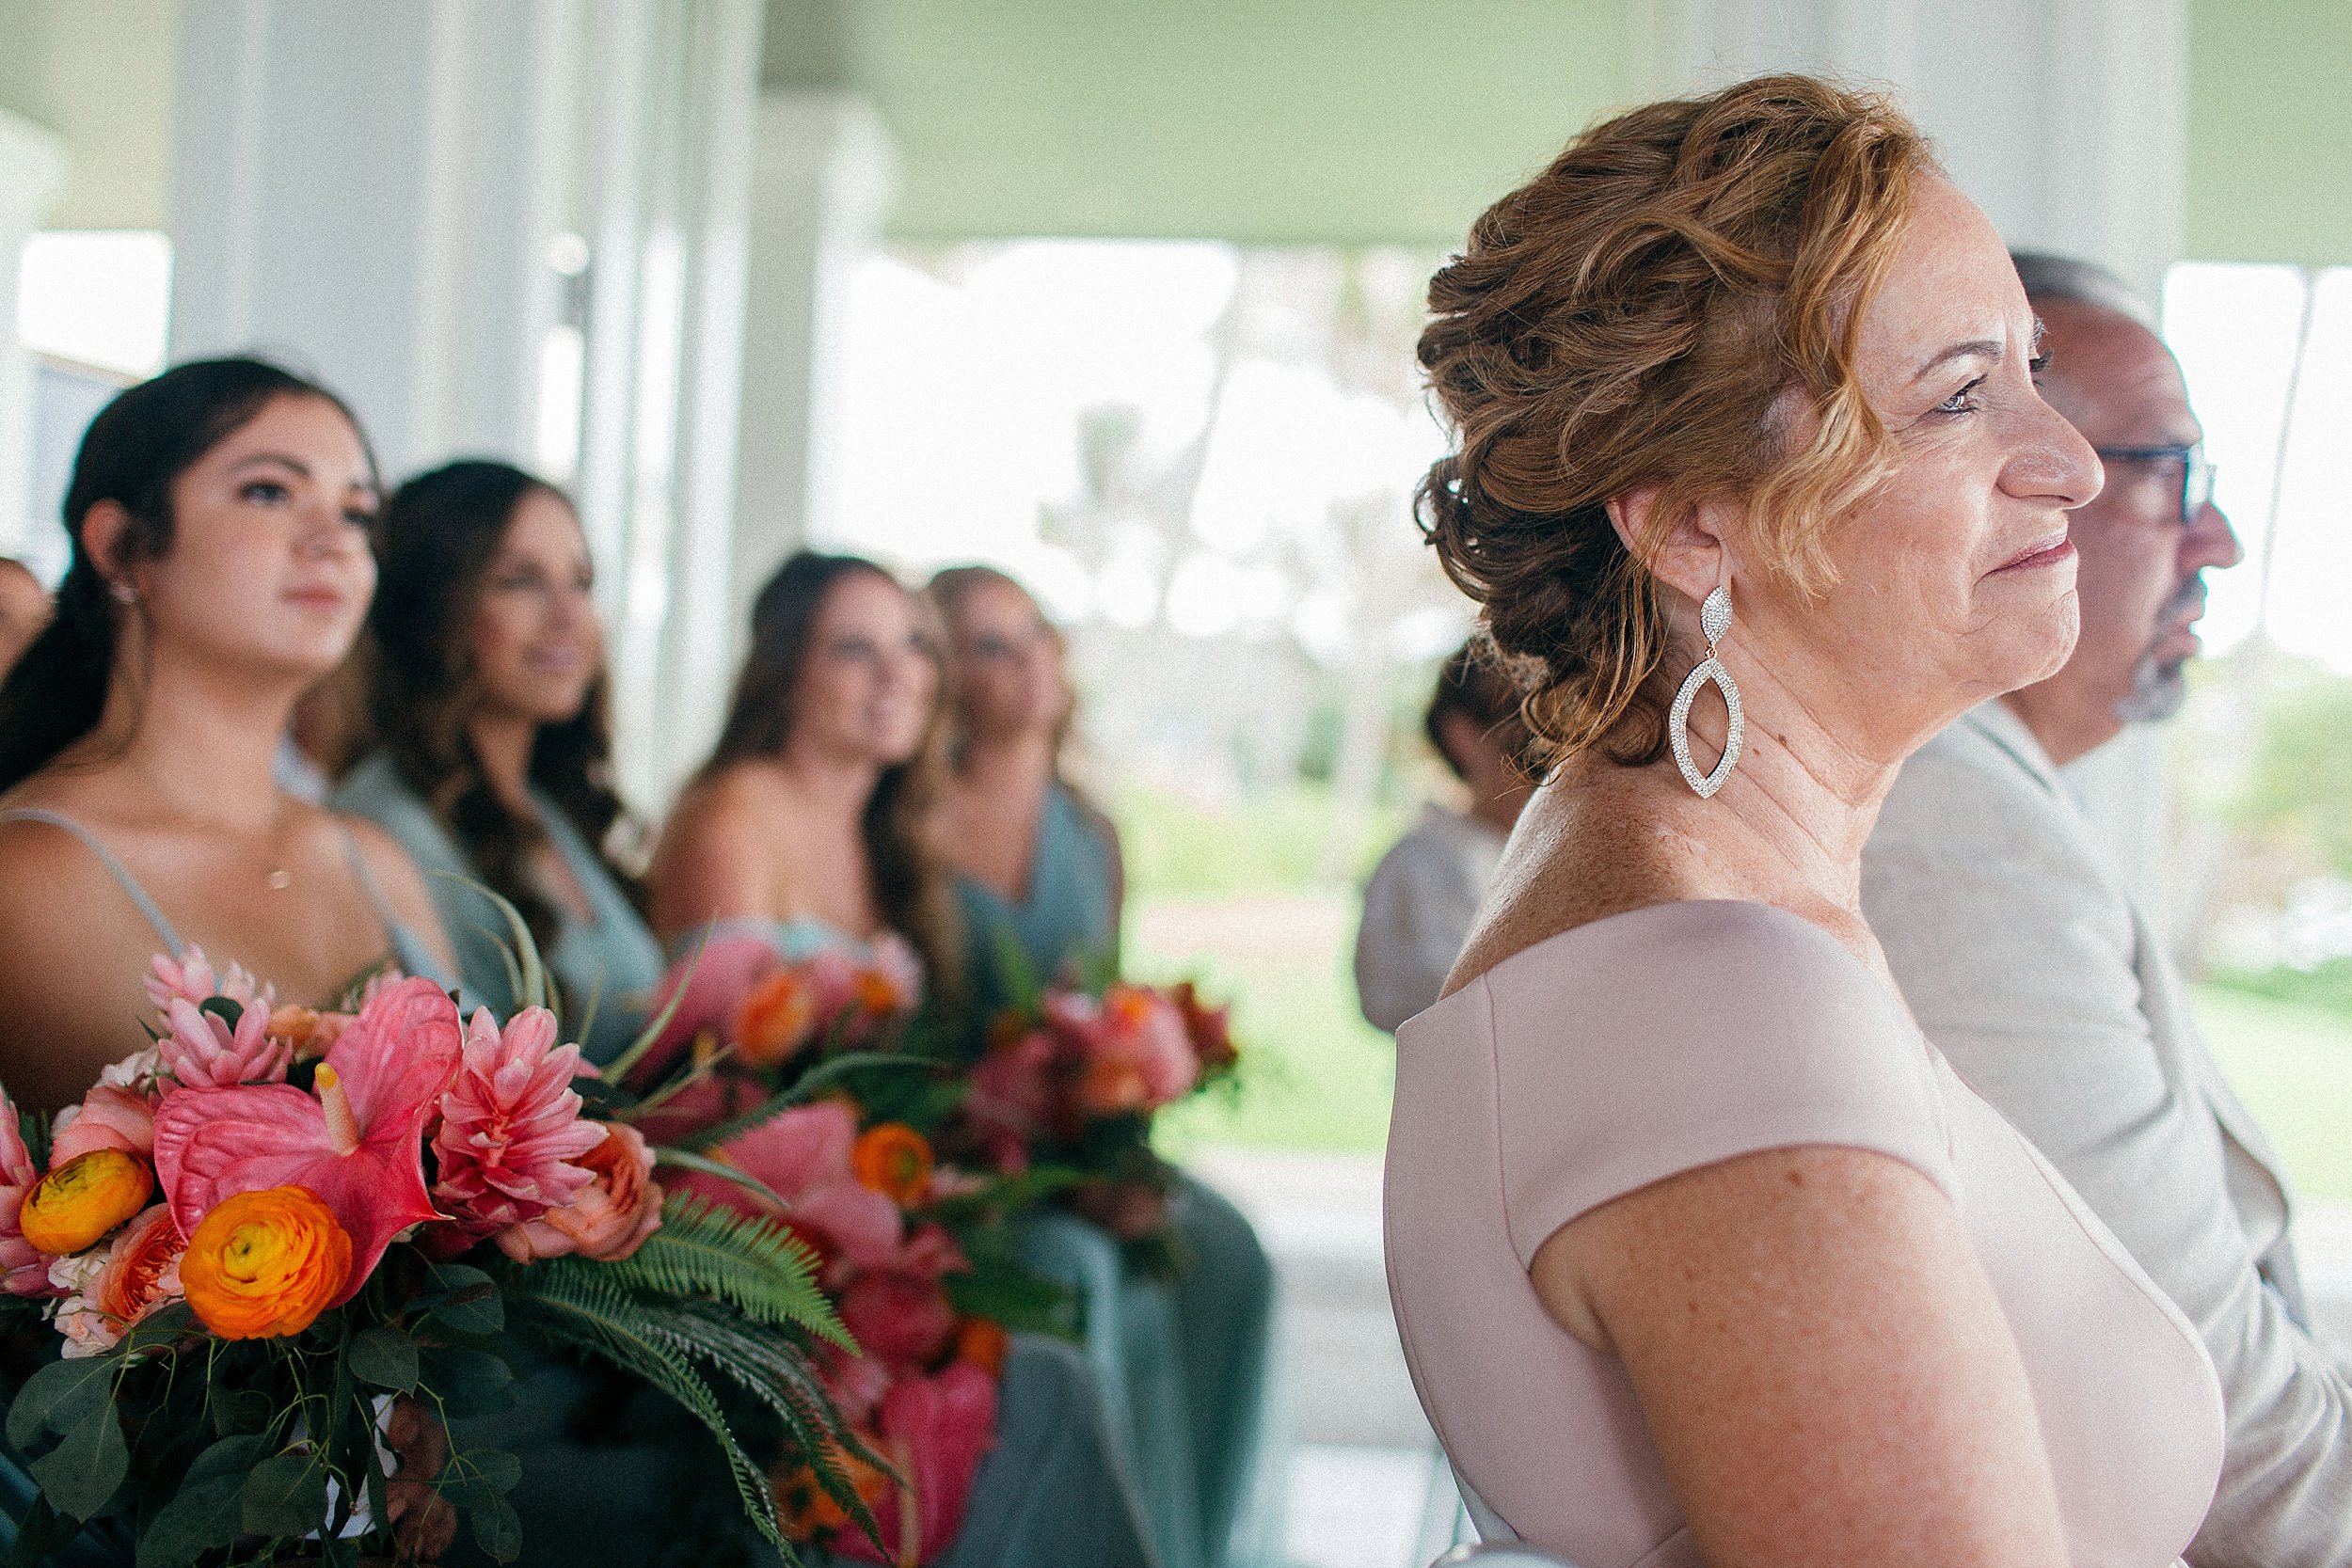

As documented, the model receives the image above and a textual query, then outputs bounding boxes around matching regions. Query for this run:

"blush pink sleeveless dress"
[1384,900,2224,1568]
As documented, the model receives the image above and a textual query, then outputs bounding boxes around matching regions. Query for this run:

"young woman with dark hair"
[334,459,662,1066]
[0,358,454,1113]
[649,549,1157,1568]
[929,562,1276,1568]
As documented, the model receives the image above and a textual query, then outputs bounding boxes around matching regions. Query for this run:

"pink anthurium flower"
[152,975,463,1305]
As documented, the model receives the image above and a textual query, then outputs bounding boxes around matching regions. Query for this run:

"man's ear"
[80,500,140,593]
[1604,486,1731,610]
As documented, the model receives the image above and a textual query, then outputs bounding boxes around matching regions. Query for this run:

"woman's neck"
[771,740,883,831]
[79,647,301,834]
[956,729,1055,797]
[468,710,538,812]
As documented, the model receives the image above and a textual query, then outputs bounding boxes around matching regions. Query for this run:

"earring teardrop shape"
[1673,584,1742,798]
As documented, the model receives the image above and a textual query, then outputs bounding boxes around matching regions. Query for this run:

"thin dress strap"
[0,807,184,955]
[334,822,405,946]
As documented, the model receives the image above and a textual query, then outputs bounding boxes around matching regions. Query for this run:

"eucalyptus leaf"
[135,1436,257,1568]
[241,1452,328,1539]
[420,1345,514,1417]
[1,1494,77,1568]
[30,1403,128,1519]
[348,1324,421,1391]
[470,1493,523,1563]
[6,1353,115,1449]
[449,1447,522,1506]
[209,1386,271,1437]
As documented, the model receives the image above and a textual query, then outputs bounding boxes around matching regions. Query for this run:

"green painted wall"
[2185,0,2352,267]
[767,0,1632,247]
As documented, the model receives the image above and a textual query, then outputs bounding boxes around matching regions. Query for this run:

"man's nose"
[2185,499,2244,574]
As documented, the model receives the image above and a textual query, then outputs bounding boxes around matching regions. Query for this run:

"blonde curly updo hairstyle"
[1418,74,1934,772]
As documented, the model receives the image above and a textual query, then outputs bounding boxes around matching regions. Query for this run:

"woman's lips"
[1992,534,2076,575]
[283,585,348,610]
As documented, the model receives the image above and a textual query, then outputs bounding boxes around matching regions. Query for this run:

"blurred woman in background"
[930,562,1277,1568]
[0,358,454,1113]
[650,547,1157,1568]
[1353,642,1534,1033]
[335,459,661,1067]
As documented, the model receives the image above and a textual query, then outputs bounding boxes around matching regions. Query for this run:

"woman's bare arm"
[644,775,779,943]
[1530,1144,2071,1568]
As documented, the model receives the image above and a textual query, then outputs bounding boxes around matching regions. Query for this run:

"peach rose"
[181,1185,353,1339]
[850,1123,933,1207]
[20,1148,154,1256]
[494,1122,663,1263]
[49,1085,157,1165]
[55,1203,185,1355]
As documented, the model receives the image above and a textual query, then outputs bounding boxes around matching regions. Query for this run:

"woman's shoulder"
[329,752,456,857]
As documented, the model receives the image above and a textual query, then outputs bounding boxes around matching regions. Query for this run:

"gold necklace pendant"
[266,869,293,891]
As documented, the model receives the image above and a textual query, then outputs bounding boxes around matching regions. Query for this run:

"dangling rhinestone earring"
[1670,584,1743,798]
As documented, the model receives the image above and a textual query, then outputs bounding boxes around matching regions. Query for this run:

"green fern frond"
[598,1195,853,1348]
[630,1297,889,1551]
[503,1266,795,1560]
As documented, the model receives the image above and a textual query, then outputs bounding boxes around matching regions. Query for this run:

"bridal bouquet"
[626,934,1063,1564]
[0,943,877,1567]
[957,976,1240,1266]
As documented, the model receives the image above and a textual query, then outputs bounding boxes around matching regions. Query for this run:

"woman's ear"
[79,500,140,594]
[1606,487,1736,610]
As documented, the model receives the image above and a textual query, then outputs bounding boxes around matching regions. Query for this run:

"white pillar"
[1639,0,2189,926]
[728,92,896,632]
[0,108,66,556]
[167,0,577,479]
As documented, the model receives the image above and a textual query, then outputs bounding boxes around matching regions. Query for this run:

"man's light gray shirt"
[1864,700,2352,1568]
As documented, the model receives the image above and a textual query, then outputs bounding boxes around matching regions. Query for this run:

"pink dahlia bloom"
[432,1006,605,1234]
[146,946,271,1019]
[160,994,293,1088]
[0,1089,53,1297]
[50,1085,157,1164]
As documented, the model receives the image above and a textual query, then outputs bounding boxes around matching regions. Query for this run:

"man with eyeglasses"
[1864,253,2352,1567]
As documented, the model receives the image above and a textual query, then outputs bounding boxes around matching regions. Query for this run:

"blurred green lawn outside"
[1125,784,2352,1199]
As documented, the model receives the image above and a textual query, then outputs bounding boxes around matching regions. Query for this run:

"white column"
[1639,0,2189,925]
[0,108,66,556]
[728,92,896,635]
[167,0,577,479]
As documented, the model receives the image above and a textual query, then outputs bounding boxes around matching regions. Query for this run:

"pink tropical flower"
[632,934,789,1087]
[494,1122,663,1263]
[146,946,270,1019]
[0,1089,53,1297]
[963,1031,1059,1172]
[837,1270,958,1366]
[1055,985,1199,1115]
[670,1101,901,1271]
[152,975,463,1304]
[50,1085,157,1164]
[431,1007,604,1234]
[160,994,293,1088]
[833,1362,999,1566]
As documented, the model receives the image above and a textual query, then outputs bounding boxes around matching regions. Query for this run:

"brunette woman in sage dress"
[335,460,663,1069]
[930,563,1277,1568]
[0,359,457,1562]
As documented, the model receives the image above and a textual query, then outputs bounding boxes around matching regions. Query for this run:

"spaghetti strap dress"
[1384,899,2226,1567]
[954,783,1279,1568]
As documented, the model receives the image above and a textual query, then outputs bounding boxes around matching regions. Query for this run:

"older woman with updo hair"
[1383,75,2224,1568]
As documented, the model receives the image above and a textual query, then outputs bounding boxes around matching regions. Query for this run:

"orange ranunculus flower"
[953,1316,1009,1377]
[20,1148,154,1255]
[735,970,819,1067]
[851,968,901,1017]
[180,1185,353,1339]
[850,1123,933,1207]
[773,1440,892,1541]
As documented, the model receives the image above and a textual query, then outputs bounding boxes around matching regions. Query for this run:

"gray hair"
[2010,251,2152,326]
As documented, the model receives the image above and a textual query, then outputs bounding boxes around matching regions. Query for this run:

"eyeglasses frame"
[2090,442,2217,527]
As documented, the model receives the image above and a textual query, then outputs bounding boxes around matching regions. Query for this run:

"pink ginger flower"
[153,975,463,1304]
[833,1362,999,1566]
[0,1089,53,1297]
[50,1085,157,1164]
[431,1006,604,1234]
[146,946,271,1019]
[160,994,294,1088]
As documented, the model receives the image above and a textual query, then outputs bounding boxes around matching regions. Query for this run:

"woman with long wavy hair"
[930,562,1276,1568]
[335,459,662,1066]
[650,549,1156,1568]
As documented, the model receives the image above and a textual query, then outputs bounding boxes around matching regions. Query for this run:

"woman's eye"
[343,508,376,530]
[1935,376,1988,416]
[242,481,291,505]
